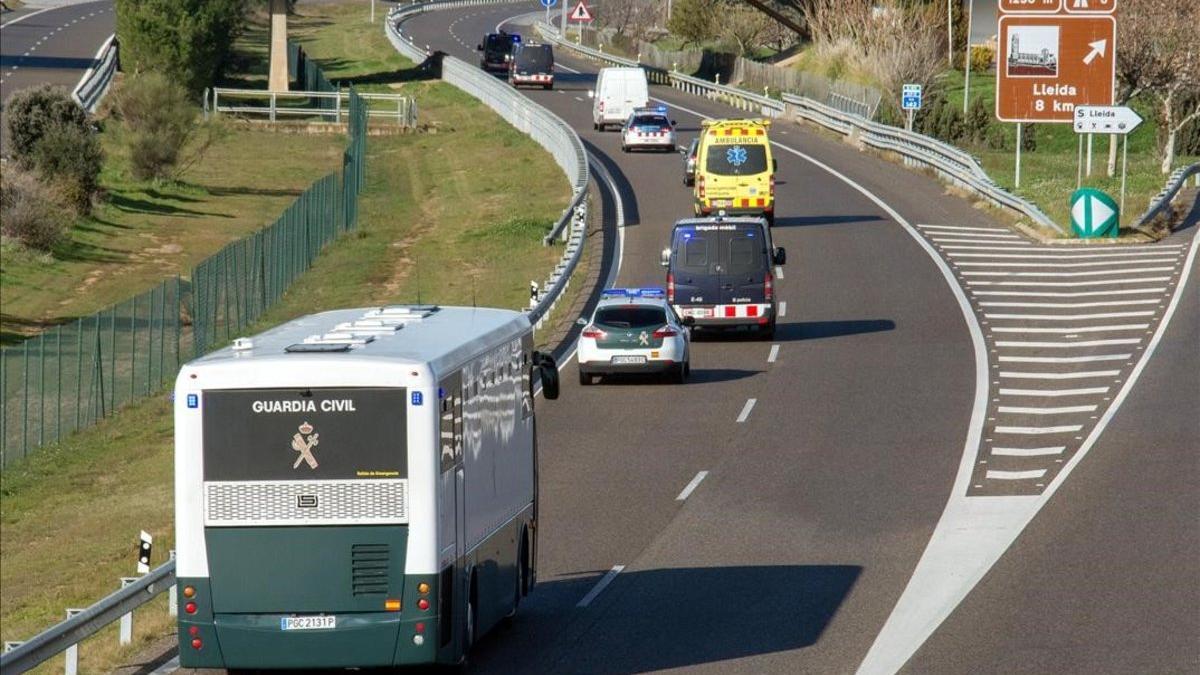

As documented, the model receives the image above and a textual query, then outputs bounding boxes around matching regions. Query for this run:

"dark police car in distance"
[661,216,785,339]
[477,31,519,72]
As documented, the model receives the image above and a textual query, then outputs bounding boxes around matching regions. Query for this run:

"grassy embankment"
[0,2,574,673]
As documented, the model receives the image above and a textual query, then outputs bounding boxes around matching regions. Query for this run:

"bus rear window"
[202,388,407,481]
[705,143,768,175]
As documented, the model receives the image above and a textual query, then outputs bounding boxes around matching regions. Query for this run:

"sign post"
[901,83,922,132]
[541,0,558,28]
[1074,104,1142,218]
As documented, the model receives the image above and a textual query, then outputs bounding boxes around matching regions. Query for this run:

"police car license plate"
[611,355,646,365]
[281,616,336,631]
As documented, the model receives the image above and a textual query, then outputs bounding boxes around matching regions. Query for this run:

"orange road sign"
[995,14,1115,123]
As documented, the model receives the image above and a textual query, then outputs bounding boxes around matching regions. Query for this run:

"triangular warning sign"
[570,1,593,22]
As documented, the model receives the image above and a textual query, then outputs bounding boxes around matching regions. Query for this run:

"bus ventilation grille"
[351,544,390,596]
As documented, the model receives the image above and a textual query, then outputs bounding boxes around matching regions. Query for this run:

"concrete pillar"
[268,0,289,92]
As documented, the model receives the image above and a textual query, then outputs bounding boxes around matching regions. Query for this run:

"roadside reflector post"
[64,609,84,675]
[1015,123,1022,189]
[168,550,178,617]
[119,578,138,645]
[1119,134,1128,223]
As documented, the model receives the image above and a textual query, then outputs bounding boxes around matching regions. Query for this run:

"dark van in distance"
[662,217,785,339]
[509,42,554,89]
[478,31,519,71]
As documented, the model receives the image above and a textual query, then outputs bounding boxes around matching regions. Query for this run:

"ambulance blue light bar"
[601,288,666,299]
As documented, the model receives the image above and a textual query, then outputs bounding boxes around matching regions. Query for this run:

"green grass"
[0,104,345,346]
[934,70,1198,233]
[1,4,571,672]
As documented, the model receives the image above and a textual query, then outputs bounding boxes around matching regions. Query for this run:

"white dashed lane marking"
[577,565,624,608]
[675,471,708,501]
[736,398,757,423]
[768,344,779,363]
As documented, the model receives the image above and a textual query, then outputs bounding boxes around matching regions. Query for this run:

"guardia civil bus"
[174,305,559,670]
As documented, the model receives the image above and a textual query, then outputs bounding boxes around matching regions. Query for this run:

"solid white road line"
[778,300,787,317]
[675,471,709,501]
[986,469,1047,480]
[918,225,1011,233]
[991,446,1065,456]
[974,288,1167,297]
[577,565,625,608]
[998,354,1130,364]
[775,265,784,279]
[994,338,1141,348]
[941,244,1181,252]
[990,324,1149,334]
[956,260,1175,268]
[932,236,1027,243]
[994,425,1083,434]
[963,267,1176,277]
[998,405,1096,414]
[967,277,1172,287]
[999,386,1110,396]
[0,6,55,28]
[983,310,1155,320]
[979,300,1160,308]
[950,252,1179,261]
[1000,370,1120,380]
[736,398,757,423]
[768,344,780,363]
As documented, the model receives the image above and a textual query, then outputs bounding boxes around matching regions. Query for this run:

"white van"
[589,67,649,131]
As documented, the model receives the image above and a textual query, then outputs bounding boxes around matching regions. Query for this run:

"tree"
[5,85,89,161]
[1113,0,1200,173]
[719,1,774,57]
[667,0,720,46]
[116,0,247,96]
[112,73,201,181]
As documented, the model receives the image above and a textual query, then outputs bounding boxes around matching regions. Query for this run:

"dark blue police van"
[661,216,785,339]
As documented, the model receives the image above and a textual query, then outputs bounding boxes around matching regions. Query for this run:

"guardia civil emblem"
[291,421,320,469]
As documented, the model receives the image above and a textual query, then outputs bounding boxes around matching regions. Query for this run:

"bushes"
[115,0,247,96]
[5,85,103,214]
[0,166,69,251]
[111,73,199,181]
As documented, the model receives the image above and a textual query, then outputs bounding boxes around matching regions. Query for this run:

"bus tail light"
[188,626,200,637]
[415,622,426,633]
[185,602,197,615]
[385,599,401,611]
[417,598,430,611]
[191,638,203,650]
[764,272,774,302]
[182,586,196,599]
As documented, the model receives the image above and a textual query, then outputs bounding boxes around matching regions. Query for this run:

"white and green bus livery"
[174,305,560,669]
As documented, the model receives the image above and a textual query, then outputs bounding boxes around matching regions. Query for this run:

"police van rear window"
[515,45,553,71]
[595,307,666,329]
[705,143,768,175]
[673,226,765,274]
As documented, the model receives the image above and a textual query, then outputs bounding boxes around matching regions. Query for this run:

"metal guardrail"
[0,561,176,674]
[207,87,418,126]
[387,0,591,328]
[1135,162,1200,229]
[535,23,1066,235]
[71,33,117,113]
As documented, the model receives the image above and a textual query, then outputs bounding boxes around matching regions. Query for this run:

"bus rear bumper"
[180,612,438,669]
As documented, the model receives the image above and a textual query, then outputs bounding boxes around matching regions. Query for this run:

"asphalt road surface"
[0,0,114,151]
[397,5,1200,674]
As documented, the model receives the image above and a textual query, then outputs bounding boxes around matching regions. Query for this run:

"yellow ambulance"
[693,118,777,226]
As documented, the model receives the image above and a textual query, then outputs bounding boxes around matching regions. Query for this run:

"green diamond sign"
[1070,188,1119,238]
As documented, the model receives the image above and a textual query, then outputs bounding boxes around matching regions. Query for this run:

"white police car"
[621,106,677,153]
[576,288,692,384]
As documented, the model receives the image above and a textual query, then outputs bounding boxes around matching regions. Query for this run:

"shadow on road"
[775,319,895,342]
[0,55,97,70]
[772,214,885,228]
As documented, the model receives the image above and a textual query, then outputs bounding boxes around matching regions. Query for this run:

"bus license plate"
[612,355,646,365]
[281,616,336,631]
[714,199,730,207]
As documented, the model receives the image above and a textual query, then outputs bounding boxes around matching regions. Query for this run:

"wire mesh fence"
[1,87,369,468]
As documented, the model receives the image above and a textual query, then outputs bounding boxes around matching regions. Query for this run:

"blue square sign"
[902,83,922,111]
[411,391,423,406]
[186,393,199,409]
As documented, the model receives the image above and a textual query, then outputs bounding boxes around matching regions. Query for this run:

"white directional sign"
[1073,105,1143,134]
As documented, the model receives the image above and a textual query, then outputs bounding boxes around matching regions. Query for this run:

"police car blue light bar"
[601,288,667,298]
